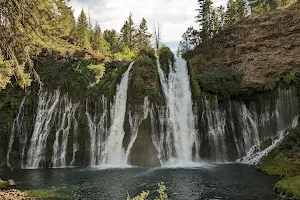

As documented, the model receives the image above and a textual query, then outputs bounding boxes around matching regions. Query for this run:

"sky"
[68,0,227,52]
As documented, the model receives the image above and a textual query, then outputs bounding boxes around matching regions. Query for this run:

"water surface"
[3,164,280,200]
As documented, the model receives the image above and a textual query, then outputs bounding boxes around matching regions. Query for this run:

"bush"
[198,68,243,97]
[159,46,174,74]
[275,176,300,199]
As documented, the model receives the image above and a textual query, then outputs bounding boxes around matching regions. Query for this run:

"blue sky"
[68,0,227,52]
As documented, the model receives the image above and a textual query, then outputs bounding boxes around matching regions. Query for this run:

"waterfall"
[86,96,109,166]
[26,90,60,168]
[51,95,78,168]
[202,96,228,162]
[237,87,299,164]
[125,97,150,162]
[6,96,27,167]
[26,90,78,168]
[156,58,198,164]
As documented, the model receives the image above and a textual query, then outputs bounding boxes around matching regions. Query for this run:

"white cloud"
[68,0,227,52]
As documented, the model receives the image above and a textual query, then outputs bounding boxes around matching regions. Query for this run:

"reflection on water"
[3,164,280,200]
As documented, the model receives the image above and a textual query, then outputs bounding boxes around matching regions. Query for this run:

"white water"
[6,96,27,167]
[99,62,134,165]
[237,87,299,164]
[156,58,198,164]
[86,95,109,166]
[26,90,60,168]
[51,95,78,167]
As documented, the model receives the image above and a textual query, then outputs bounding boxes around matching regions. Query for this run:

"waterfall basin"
[2,164,280,200]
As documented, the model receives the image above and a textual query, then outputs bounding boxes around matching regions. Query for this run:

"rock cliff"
[187,2,300,85]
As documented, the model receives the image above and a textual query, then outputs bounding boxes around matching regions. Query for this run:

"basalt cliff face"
[187,2,300,85]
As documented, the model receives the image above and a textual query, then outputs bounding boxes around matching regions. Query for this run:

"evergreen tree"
[154,22,162,55]
[120,12,136,50]
[103,29,122,53]
[0,0,77,89]
[136,18,152,49]
[225,0,247,27]
[179,26,200,54]
[90,23,110,54]
[196,0,214,42]
[75,9,90,47]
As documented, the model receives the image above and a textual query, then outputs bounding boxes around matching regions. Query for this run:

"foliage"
[37,57,97,92]
[90,24,110,56]
[127,182,168,200]
[264,77,280,91]
[91,61,129,100]
[129,47,163,104]
[0,0,76,89]
[114,47,137,62]
[0,56,15,89]
[121,13,136,50]
[226,0,247,26]
[75,10,90,47]
[159,46,174,74]
[88,64,106,86]
[198,68,243,97]
[275,176,300,199]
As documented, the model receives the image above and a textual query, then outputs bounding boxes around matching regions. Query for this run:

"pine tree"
[196,0,214,42]
[225,0,247,27]
[120,12,136,50]
[136,18,152,49]
[103,29,122,54]
[90,23,110,55]
[0,0,77,89]
[75,9,90,47]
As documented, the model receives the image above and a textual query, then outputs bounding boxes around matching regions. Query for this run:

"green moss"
[275,176,300,199]
[25,189,70,199]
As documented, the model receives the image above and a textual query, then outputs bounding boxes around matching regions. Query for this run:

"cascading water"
[51,95,78,168]
[26,90,60,168]
[156,58,199,164]
[6,97,27,167]
[99,62,134,165]
[26,90,78,168]
[86,95,109,166]
[237,87,299,164]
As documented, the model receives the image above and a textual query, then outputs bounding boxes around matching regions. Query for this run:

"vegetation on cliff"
[178,0,300,98]
[257,125,300,199]
[0,0,154,93]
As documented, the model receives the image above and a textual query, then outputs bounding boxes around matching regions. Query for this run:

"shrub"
[159,46,174,74]
[127,182,168,200]
[198,68,243,97]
